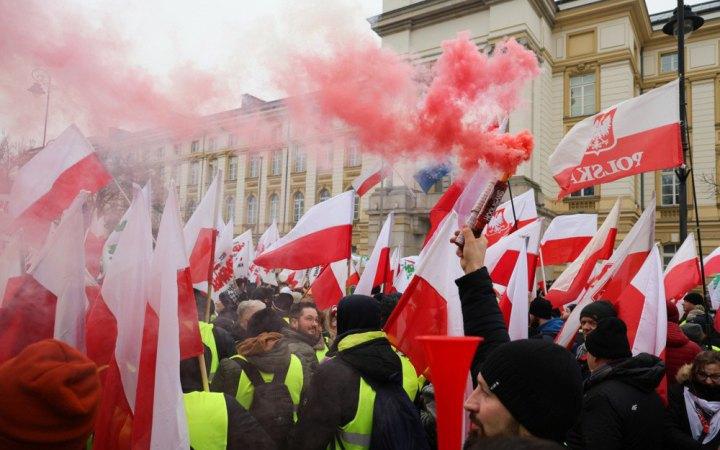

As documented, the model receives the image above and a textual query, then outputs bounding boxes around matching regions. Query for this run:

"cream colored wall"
[690,79,717,206]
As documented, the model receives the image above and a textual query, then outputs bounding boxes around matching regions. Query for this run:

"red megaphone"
[417,335,481,450]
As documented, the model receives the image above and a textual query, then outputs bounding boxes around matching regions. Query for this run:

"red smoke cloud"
[280,31,540,175]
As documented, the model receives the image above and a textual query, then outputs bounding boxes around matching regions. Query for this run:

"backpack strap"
[237,358,266,387]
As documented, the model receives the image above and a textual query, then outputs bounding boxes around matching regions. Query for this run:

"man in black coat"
[566,317,665,449]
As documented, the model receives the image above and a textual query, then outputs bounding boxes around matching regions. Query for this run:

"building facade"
[102,0,720,266]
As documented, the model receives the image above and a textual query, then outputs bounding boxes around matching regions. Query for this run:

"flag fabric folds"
[483,189,537,247]
[355,212,394,295]
[352,162,390,197]
[311,260,348,310]
[414,162,451,193]
[704,246,720,278]
[663,233,701,302]
[498,239,530,341]
[540,214,597,265]
[484,219,541,287]
[550,80,682,198]
[183,172,222,287]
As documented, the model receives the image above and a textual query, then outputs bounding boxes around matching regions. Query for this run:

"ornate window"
[271,150,283,176]
[569,73,596,117]
[293,192,304,222]
[318,188,331,203]
[228,156,238,181]
[570,187,595,197]
[268,194,279,223]
[661,169,680,206]
[226,196,235,221]
[247,195,258,225]
[293,146,306,173]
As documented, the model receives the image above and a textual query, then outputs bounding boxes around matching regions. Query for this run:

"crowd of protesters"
[3,227,720,449]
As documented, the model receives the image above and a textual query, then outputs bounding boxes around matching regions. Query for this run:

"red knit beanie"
[666,300,680,323]
[0,339,101,449]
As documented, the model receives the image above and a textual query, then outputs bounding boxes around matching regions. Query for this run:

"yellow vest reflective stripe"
[233,354,304,420]
[183,391,227,450]
[198,321,219,375]
[330,331,418,450]
[316,341,329,362]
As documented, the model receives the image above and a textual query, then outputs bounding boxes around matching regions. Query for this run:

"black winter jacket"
[664,382,720,449]
[566,353,665,450]
[456,267,510,380]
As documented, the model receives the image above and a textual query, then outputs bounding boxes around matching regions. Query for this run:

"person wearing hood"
[682,293,706,324]
[666,300,702,384]
[574,300,617,379]
[528,297,564,341]
[293,294,426,450]
[566,317,665,450]
[665,351,720,449]
[210,308,305,449]
[282,301,324,378]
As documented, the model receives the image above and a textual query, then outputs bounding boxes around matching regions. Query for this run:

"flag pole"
[539,249,548,296]
[198,353,210,392]
[113,178,132,206]
[390,164,418,199]
[506,178,519,232]
[204,169,223,323]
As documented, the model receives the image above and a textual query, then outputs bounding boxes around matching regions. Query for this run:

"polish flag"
[484,219,541,287]
[232,230,254,280]
[306,265,323,285]
[497,240,530,340]
[352,162,390,197]
[617,246,667,357]
[423,181,465,247]
[347,260,360,287]
[94,185,153,449]
[556,200,656,348]
[551,80,682,198]
[387,247,401,293]
[143,189,190,449]
[355,212,394,295]
[311,260,348,310]
[183,172,223,288]
[250,222,280,285]
[703,246,720,277]
[664,233,701,301]
[384,211,465,374]
[102,183,150,272]
[254,191,353,270]
[279,269,306,289]
[546,200,619,308]
[85,211,107,280]
[9,125,111,225]
[205,220,235,300]
[540,214,597,265]
[483,189,537,247]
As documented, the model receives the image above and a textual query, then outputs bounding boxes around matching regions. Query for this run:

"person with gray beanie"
[566,317,665,450]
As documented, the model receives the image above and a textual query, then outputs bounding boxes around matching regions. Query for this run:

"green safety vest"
[183,391,228,450]
[198,321,219,376]
[232,353,304,420]
[316,338,329,363]
[329,331,420,450]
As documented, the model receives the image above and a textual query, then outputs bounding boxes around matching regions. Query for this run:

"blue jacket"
[533,318,565,341]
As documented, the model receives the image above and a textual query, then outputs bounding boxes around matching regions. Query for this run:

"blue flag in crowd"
[414,162,452,193]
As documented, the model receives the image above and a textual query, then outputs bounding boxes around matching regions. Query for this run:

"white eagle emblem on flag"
[486,207,511,236]
[585,109,618,156]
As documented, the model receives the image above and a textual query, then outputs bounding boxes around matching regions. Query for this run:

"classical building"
[101,0,720,268]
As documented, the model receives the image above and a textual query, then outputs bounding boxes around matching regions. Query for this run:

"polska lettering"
[570,152,644,184]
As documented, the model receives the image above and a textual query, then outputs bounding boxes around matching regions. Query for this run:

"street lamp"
[27,69,51,147]
[662,2,703,243]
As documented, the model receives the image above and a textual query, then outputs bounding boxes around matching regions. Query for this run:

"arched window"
[268,194,279,224]
[293,192,304,223]
[247,195,257,225]
[318,188,331,203]
[226,196,235,222]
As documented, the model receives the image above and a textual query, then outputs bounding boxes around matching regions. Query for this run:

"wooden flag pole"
[539,249,549,296]
[198,353,210,392]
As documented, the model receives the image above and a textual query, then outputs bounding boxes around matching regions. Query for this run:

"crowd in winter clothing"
[4,228,720,449]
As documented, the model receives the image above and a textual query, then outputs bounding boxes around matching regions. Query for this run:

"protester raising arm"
[453,227,510,379]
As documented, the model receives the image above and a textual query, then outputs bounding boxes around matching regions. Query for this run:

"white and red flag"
[311,260,348,310]
[232,230,254,280]
[8,125,111,227]
[254,191,354,270]
[498,239,530,340]
[483,189,537,246]
[205,220,235,301]
[279,269,306,289]
[355,212,394,295]
[183,172,223,288]
[546,200,619,308]
[85,211,107,280]
[664,233,701,302]
[393,256,418,293]
[703,246,720,278]
[551,80,682,198]
[102,183,150,272]
[352,162,390,197]
[540,214,597,265]
[484,219,541,287]
[250,222,280,286]
[617,246,667,357]
[347,259,360,288]
[388,247,401,293]
[385,212,465,374]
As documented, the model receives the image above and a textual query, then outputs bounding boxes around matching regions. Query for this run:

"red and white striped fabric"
[389,247,401,292]
[183,172,223,288]
[254,191,354,270]
[497,239,529,341]
[352,163,390,197]
[355,213,394,295]
[484,219,541,287]
[9,125,111,225]
[556,200,656,348]
[617,246,667,357]
[384,211,465,374]
[483,189,537,247]
[546,200,619,308]
[347,260,360,288]
[664,233,701,301]
[551,80,682,198]
[703,246,720,278]
[540,214,597,265]
[145,189,191,449]
[280,269,306,289]
[311,260,348,310]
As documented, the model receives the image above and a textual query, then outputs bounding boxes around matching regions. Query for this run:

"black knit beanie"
[529,298,552,320]
[584,317,632,360]
[480,340,583,442]
[337,295,381,335]
[685,292,705,306]
[579,300,616,322]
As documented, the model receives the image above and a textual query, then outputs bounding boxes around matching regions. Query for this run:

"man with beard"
[283,301,324,380]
